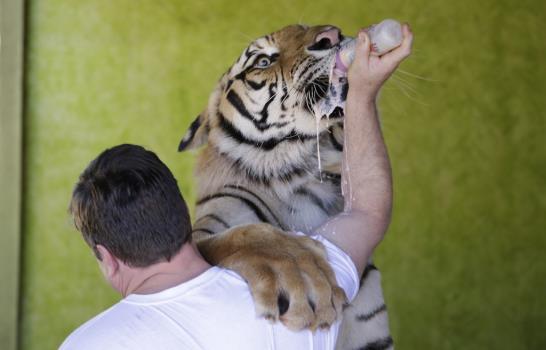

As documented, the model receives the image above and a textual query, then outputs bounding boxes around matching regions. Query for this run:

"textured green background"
[21,0,546,349]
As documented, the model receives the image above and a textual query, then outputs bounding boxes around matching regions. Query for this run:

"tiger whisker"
[390,79,430,106]
[391,75,421,97]
[396,68,439,82]
[391,74,416,89]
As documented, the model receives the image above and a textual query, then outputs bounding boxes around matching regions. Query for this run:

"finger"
[380,23,413,69]
[399,23,414,57]
[353,29,371,65]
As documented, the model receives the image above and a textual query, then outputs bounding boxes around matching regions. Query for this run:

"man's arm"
[316,24,413,276]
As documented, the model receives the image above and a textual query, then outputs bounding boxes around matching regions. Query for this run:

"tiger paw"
[197,223,348,331]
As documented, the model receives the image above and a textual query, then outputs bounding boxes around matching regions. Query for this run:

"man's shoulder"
[59,268,253,350]
[60,303,128,350]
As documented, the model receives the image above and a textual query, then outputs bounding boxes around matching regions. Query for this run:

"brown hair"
[69,144,192,267]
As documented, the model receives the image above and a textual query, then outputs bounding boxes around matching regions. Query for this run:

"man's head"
[69,144,192,270]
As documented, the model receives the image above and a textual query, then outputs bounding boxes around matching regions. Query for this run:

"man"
[61,25,413,349]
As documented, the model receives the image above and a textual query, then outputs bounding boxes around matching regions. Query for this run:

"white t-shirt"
[60,234,359,350]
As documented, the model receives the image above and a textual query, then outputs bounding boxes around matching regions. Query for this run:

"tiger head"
[179,24,349,180]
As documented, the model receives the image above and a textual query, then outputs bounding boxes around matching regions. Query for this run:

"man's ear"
[178,111,209,151]
[95,245,120,279]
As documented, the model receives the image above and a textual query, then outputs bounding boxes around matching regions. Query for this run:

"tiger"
[178,24,393,350]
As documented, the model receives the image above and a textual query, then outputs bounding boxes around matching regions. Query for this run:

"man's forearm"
[316,94,392,275]
[342,92,392,225]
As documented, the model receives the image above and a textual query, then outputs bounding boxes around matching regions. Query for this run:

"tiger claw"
[280,300,315,331]
[197,223,346,331]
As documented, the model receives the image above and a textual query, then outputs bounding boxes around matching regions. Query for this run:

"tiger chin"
[179,24,393,350]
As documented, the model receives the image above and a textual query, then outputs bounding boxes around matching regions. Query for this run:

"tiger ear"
[178,112,209,151]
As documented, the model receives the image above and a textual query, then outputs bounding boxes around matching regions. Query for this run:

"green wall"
[21,0,546,349]
[1,1,24,349]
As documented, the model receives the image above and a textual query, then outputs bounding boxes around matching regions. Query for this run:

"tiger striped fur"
[179,24,393,350]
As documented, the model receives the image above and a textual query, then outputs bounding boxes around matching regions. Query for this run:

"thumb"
[355,29,371,64]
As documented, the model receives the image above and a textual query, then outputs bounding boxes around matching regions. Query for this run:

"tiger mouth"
[303,38,351,120]
[304,73,348,120]
[303,75,329,113]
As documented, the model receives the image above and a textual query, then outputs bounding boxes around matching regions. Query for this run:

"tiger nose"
[314,27,341,47]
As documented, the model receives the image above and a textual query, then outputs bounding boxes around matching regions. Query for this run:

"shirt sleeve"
[298,232,360,302]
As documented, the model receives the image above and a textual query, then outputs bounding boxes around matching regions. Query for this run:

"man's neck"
[120,243,211,297]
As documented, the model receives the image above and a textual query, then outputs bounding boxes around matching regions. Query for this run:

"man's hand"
[348,23,414,101]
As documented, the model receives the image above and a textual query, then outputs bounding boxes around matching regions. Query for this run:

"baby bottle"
[335,19,403,74]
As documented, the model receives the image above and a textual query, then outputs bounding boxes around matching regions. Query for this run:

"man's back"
[60,234,358,350]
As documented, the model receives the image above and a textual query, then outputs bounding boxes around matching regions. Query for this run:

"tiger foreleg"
[197,223,348,331]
